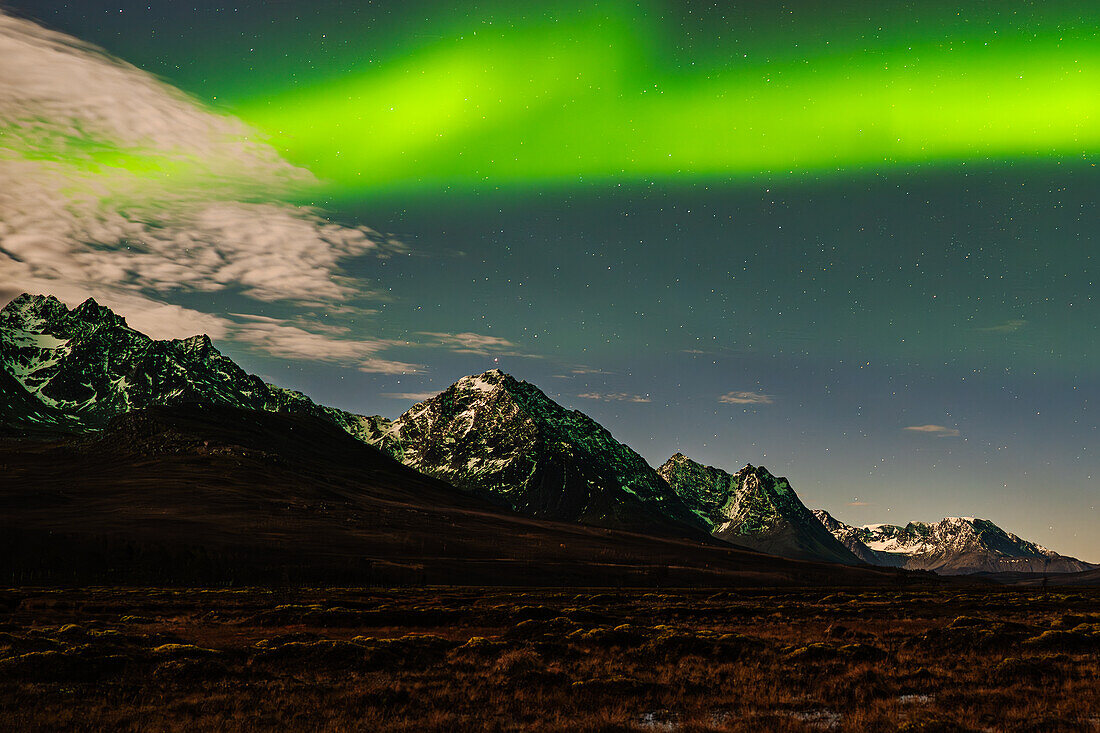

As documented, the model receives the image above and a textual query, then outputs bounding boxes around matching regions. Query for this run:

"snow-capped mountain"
[812,510,1096,575]
[362,371,711,537]
[0,293,378,438]
[657,454,862,565]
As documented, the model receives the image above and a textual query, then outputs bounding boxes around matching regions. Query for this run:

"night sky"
[1,1,1097,559]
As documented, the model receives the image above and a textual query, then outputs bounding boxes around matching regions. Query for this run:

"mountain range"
[1,292,1094,578]
[812,509,1095,575]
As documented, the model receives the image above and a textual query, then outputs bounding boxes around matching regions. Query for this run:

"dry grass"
[0,586,1098,731]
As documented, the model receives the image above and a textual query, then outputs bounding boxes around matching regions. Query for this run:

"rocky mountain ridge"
[0,293,379,440]
[657,453,862,565]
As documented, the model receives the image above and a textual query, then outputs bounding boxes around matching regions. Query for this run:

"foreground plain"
[1,586,1098,731]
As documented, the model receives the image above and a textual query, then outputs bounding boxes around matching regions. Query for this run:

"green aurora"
[226,1,1099,199]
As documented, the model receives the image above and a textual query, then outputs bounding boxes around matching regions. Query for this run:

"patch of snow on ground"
[898,694,934,704]
[783,708,842,730]
[637,711,680,731]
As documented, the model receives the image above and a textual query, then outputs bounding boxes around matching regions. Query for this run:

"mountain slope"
[0,403,930,588]
[363,371,710,538]
[812,510,1096,575]
[657,454,862,565]
[811,509,905,567]
[0,293,377,438]
[0,367,80,432]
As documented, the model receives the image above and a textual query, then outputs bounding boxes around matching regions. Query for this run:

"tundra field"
[1,586,1098,732]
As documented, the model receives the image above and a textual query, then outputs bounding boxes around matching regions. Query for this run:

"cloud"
[977,319,1027,334]
[553,367,613,378]
[0,10,414,369]
[0,12,390,303]
[577,392,652,403]
[416,331,536,357]
[904,424,961,438]
[230,315,421,374]
[381,391,438,401]
[719,391,774,405]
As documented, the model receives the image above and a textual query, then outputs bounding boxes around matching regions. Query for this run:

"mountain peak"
[173,333,217,359]
[71,297,126,327]
[658,453,861,565]
[452,369,517,394]
[1,292,70,326]
[364,372,709,536]
[4,292,62,309]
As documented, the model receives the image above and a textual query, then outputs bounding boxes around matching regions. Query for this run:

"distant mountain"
[0,293,379,439]
[657,454,862,565]
[811,508,904,567]
[362,371,711,538]
[812,510,1096,575]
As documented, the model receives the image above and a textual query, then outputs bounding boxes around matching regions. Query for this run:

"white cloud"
[230,315,421,374]
[904,424,961,438]
[381,391,438,401]
[0,11,413,369]
[417,331,535,357]
[577,392,652,403]
[719,390,774,405]
[977,319,1027,334]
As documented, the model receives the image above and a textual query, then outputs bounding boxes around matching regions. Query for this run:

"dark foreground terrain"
[1,586,1098,732]
[0,405,932,588]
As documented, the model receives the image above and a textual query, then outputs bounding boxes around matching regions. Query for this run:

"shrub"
[1023,630,1097,652]
[492,649,543,678]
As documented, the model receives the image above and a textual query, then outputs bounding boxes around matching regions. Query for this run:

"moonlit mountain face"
[363,370,710,537]
[0,294,380,440]
[812,510,1098,575]
[658,455,861,565]
[1,0,1097,562]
